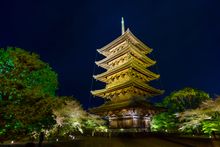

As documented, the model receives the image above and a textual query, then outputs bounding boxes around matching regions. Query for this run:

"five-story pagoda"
[90,18,164,131]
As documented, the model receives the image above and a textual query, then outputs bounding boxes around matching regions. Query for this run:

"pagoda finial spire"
[121,17,125,35]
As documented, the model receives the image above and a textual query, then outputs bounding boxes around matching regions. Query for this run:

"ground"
[1,135,219,147]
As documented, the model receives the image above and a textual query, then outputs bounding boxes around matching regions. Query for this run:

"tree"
[52,97,87,135]
[179,97,220,135]
[49,97,105,138]
[151,112,178,132]
[151,87,210,133]
[0,47,58,100]
[161,87,210,112]
[0,47,58,140]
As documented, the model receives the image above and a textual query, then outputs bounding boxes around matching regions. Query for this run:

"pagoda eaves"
[89,99,164,114]
[95,42,156,69]
[97,29,152,57]
[93,60,159,83]
[91,79,164,99]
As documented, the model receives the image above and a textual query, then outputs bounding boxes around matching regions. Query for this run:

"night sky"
[0,0,220,109]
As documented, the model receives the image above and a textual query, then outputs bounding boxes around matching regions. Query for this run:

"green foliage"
[0,47,58,140]
[202,120,220,135]
[83,114,107,134]
[161,87,210,112]
[0,49,14,76]
[179,97,220,135]
[151,112,179,132]
[0,47,105,141]
[152,88,210,134]
[0,47,58,99]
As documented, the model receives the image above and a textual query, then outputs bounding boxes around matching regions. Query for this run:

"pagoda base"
[89,99,165,131]
[109,128,150,133]
[108,114,151,131]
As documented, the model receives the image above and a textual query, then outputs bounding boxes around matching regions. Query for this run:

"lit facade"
[90,19,164,131]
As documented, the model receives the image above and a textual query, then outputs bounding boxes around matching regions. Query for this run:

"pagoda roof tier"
[95,43,156,69]
[94,60,159,83]
[89,99,165,114]
[101,68,153,84]
[97,29,152,57]
[91,79,164,99]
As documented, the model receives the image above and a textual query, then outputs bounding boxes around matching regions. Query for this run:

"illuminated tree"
[151,87,210,133]
[161,87,210,112]
[50,97,105,137]
[52,98,87,134]
[0,47,58,140]
[0,47,105,141]
[151,112,178,132]
[179,97,220,135]
[0,47,58,100]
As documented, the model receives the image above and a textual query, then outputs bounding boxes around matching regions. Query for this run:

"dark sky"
[0,0,220,109]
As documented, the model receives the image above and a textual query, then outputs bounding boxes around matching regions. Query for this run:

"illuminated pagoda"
[90,18,164,131]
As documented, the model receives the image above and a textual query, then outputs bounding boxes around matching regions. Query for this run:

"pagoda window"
[120,75,124,80]
[117,60,120,64]
[119,59,123,64]
[109,77,113,82]
[122,91,126,94]
[117,60,120,65]
[118,93,123,97]
[115,93,120,97]
[119,59,122,64]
